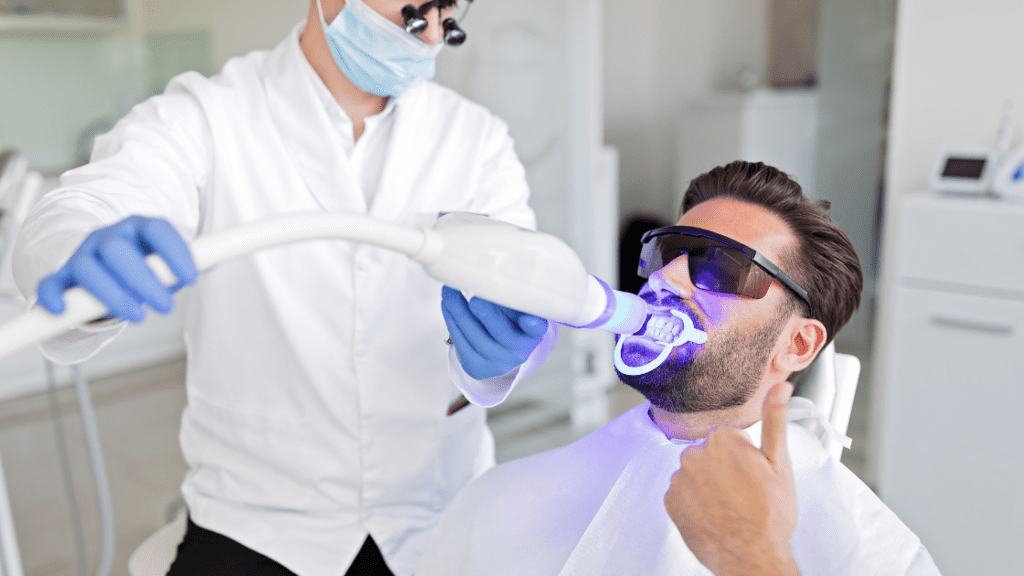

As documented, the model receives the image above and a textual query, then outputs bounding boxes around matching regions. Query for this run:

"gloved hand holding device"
[36,215,197,323]
[441,285,549,380]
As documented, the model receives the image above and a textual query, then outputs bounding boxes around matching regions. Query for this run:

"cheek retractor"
[614,309,708,376]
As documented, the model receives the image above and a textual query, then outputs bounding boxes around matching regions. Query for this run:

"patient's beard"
[616,309,789,413]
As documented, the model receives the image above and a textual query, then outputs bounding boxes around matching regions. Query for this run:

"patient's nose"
[648,255,695,299]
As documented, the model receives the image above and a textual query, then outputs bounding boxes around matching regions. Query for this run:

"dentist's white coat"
[14,24,541,576]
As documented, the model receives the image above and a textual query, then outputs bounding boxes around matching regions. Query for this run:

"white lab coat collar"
[264,23,427,218]
[303,40,399,123]
[302,30,399,158]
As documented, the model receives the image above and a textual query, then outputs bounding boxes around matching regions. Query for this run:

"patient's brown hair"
[680,160,863,346]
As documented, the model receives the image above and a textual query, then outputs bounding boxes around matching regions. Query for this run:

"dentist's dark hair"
[680,160,863,347]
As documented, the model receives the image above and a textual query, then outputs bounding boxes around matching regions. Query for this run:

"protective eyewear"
[638,226,813,316]
[402,0,473,46]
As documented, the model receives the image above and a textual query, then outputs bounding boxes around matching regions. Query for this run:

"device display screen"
[942,158,987,179]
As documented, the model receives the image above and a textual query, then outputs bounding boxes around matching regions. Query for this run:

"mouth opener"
[614,309,708,376]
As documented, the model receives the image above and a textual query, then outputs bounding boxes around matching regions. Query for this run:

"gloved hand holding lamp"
[36,216,197,323]
[441,286,549,380]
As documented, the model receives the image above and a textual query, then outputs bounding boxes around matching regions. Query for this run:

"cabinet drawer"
[880,286,1024,574]
[895,194,1024,292]
[882,286,1024,447]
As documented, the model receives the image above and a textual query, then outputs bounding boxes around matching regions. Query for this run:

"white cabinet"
[878,194,1024,575]
[677,89,819,209]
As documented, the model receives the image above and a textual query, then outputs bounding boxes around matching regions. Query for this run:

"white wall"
[604,0,768,221]
[885,0,1024,199]
[870,0,1024,481]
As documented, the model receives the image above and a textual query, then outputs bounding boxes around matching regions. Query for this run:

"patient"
[416,161,941,576]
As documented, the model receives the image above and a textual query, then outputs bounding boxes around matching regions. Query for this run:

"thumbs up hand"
[664,383,801,576]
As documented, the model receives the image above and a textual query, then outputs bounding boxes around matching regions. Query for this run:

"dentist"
[14,1,550,575]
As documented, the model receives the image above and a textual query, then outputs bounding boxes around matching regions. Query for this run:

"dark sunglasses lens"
[637,233,773,298]
[688,246,769,298]
[688,246,741,293]
[637,234,676,278]
[637,233,710,279]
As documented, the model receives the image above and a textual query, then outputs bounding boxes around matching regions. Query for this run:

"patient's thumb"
[761,382,793,465]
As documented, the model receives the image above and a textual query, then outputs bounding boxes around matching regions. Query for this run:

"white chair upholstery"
[792,341,861,461]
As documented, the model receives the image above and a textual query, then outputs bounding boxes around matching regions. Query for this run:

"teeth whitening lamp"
[0,212,650,359]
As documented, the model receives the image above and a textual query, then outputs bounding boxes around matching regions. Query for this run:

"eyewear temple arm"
[750,252,813,317]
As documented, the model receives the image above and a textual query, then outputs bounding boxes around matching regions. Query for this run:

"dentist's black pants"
[166,517,395,576]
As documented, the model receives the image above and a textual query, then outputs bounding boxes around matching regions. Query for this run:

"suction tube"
[0,212,647,361]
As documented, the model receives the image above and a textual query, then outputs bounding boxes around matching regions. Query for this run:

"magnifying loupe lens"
[402,4,428,35]
[443,18,466,46]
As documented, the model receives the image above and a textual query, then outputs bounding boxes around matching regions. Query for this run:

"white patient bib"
[417,402,923,576]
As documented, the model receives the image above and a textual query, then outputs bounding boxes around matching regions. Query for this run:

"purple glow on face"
[614,279,792,414]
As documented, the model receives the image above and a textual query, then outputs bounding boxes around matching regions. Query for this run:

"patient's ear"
[774,317,827,373]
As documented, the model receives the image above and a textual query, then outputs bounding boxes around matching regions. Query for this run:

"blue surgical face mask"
[316,0,443,97]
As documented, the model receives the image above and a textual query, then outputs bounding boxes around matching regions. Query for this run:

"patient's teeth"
[643,311,689,343]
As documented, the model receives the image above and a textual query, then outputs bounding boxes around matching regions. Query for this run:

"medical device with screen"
[929,150,998,195]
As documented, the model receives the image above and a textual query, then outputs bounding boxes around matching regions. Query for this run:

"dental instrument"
[991,100,1024,201]
[993,144,1024,201]
[43,361,114,576]
[0,151,43,299]
[0,211,649,362]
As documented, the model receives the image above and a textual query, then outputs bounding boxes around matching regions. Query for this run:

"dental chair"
[127,343,861,576]
[792,341,860,461]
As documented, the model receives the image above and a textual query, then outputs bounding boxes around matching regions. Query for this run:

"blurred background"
[0,0,1021,574]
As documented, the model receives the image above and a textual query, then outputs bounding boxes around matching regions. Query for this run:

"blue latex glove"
[37,216,198,323]
[441,285,549,380]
